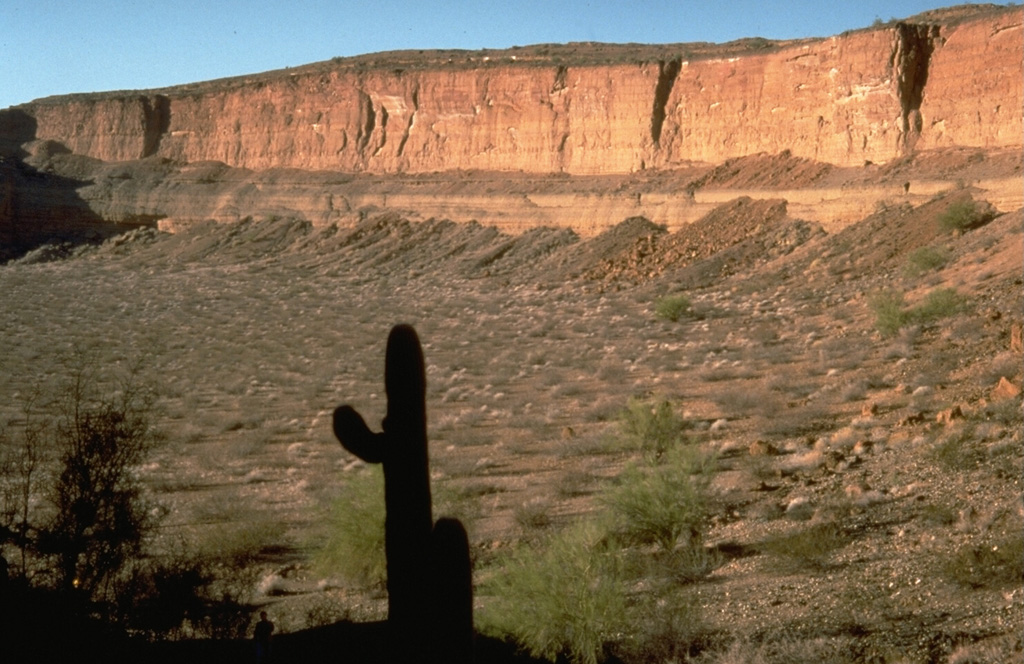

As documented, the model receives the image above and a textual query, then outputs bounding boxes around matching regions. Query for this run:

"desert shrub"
[198,519,287,567]
[979,351,1023,387]
[902,245,949,277]
[655,294,692,322]
[930,425,986,471]
[602,445,712,552]
[869,288,967,336]
[315,468,477,588]
[982,397,1023,427]
[714,384,780,418]
[908,287,967,323]
[315,467,387,588]
[616,397,687,459]
[919,503,957,526]
[867,289,909,337]
[479,520,626,664]
[110,554,213,638]
[0,426,43,580]
[938,199,990,232]
[942,535,1024,588]
[758,521,850,571]
[0,355,178,635]
[15,357,160,603]
[613,592,704,663]
[432,478,480,540]
[760,402,830,439]
[514,497,553,533]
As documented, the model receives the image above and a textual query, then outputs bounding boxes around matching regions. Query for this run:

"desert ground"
[1,149,1021,663]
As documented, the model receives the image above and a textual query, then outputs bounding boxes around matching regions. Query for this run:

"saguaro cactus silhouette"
[333,324,473,664]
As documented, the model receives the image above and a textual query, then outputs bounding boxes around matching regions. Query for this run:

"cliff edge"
[6,6,1021,174]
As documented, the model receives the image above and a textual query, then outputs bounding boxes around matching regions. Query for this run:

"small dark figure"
[254,611,274,663]
[903,181,911,193]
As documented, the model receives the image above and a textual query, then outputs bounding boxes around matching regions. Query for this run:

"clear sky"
[0,0,983,109]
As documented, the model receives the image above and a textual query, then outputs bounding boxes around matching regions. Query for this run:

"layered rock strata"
[0,7,1021,260]
[8,9,1021,174]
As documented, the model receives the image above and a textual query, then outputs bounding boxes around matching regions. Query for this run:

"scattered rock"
[853,489,889,507]
[991,376,1022,401]
[844,481,872,499]
[784,496,815,520]
[936,405,964,425]
[1011,322,1023,353]
[748,440,780,456]
[955,506,979,533]
[258,573,288,596]
[851,439,874,456]
[897,410,928,426]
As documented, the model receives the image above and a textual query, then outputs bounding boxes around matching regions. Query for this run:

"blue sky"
[1,1,977,109]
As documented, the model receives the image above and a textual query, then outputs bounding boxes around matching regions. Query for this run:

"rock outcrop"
[0,6,1021,260]
[8,8,1021,173]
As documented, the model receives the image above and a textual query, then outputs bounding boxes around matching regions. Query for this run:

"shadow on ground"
[11,617,547,664]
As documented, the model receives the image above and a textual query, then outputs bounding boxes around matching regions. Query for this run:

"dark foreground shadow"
[149,621,548,664]
[9,617,548,664]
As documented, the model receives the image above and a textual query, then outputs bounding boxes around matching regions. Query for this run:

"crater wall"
[11,10,1021,174]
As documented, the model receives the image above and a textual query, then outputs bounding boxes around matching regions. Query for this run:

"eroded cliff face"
[10,9,1021,174]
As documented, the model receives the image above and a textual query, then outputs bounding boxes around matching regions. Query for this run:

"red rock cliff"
[9,8,1023,173]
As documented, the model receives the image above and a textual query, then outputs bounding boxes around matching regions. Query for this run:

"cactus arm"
[332,405,385,463]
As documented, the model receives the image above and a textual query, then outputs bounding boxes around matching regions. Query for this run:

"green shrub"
[315,468,387,588]
[903,245,949,277]
[617,397,687,459]
[655,294,692,322]
[869,288,967,336]
[314,470,478,589]
[938,199,988,232]
[602,445,712,552]
[479,520,626,664]
[867,289,909,337]
[481,397,717,663]
[909,287,967,323]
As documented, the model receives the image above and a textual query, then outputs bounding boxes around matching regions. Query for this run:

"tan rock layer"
[9,11,1022,173]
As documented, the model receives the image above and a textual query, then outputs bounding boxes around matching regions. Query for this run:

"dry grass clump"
[941,534,1024,589]
[697,634,865,664]
[514,497,555,534]
[930,424,987,471]
[757,520,851,571]
[713,381,783,419]
[760,402,831,439]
